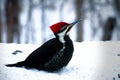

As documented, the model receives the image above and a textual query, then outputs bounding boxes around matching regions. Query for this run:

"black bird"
[6,20,80,72]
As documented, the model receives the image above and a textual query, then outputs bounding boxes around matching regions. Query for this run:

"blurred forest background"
[0,0,120,44]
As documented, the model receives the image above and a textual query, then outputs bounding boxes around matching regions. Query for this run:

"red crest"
[50,22,69,34]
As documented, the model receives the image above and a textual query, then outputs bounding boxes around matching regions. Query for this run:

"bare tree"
[0,0,7,42]
[74,0,84,42]
[114,0,120,15]
[0,9,1,42]
[0,19,1,42]
[38,0,55,43]
[41,0,46,43]
[5,0,20,43]
[102,17,116,41]
[24,0,34,43]
[59,0,67,21]
[113,0,120,40]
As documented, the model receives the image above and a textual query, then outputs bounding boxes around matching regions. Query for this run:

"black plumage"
[6,21,80,72]
[6,35,74,72]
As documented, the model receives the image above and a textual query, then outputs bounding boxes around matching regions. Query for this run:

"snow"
[0,41,120,80]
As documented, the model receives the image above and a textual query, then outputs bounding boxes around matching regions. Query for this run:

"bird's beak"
[70,20,81,26]
[66,20,80,32]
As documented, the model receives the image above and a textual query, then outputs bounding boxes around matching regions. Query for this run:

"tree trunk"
[75,0,83,42]
[25,0,33,43]
[102,17,116,41]
[114,0,120,15]
[0,20,1,42]
[41,0,46,43]
[5,0,20,43]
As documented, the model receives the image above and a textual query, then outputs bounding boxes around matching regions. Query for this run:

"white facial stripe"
[57,28,67,43]
[58,33,65,43]
[57,25,71,43]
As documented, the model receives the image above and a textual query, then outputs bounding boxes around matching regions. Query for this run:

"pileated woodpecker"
[6,20,80,72]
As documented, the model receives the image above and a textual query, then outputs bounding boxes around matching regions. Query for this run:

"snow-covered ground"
[0,41,120,80]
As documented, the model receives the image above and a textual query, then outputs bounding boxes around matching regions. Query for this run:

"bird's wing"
[24,38,63,65]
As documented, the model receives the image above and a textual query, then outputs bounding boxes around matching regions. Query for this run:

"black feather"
[6,35,74,72]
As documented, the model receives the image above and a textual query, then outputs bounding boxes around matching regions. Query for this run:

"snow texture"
[0,42,120,80]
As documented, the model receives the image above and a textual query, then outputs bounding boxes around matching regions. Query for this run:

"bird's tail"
[5,61,24,67]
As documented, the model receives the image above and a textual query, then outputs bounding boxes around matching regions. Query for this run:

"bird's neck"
[56,31,70,43]
[59,35,66,43]
[56,34,70,44]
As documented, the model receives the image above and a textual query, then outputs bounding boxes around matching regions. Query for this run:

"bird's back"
[24,38,63,69]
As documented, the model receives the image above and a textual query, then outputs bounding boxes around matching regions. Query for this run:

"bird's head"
[50,20,80,36]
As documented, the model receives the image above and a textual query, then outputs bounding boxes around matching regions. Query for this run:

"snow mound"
[0,41,120,80]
